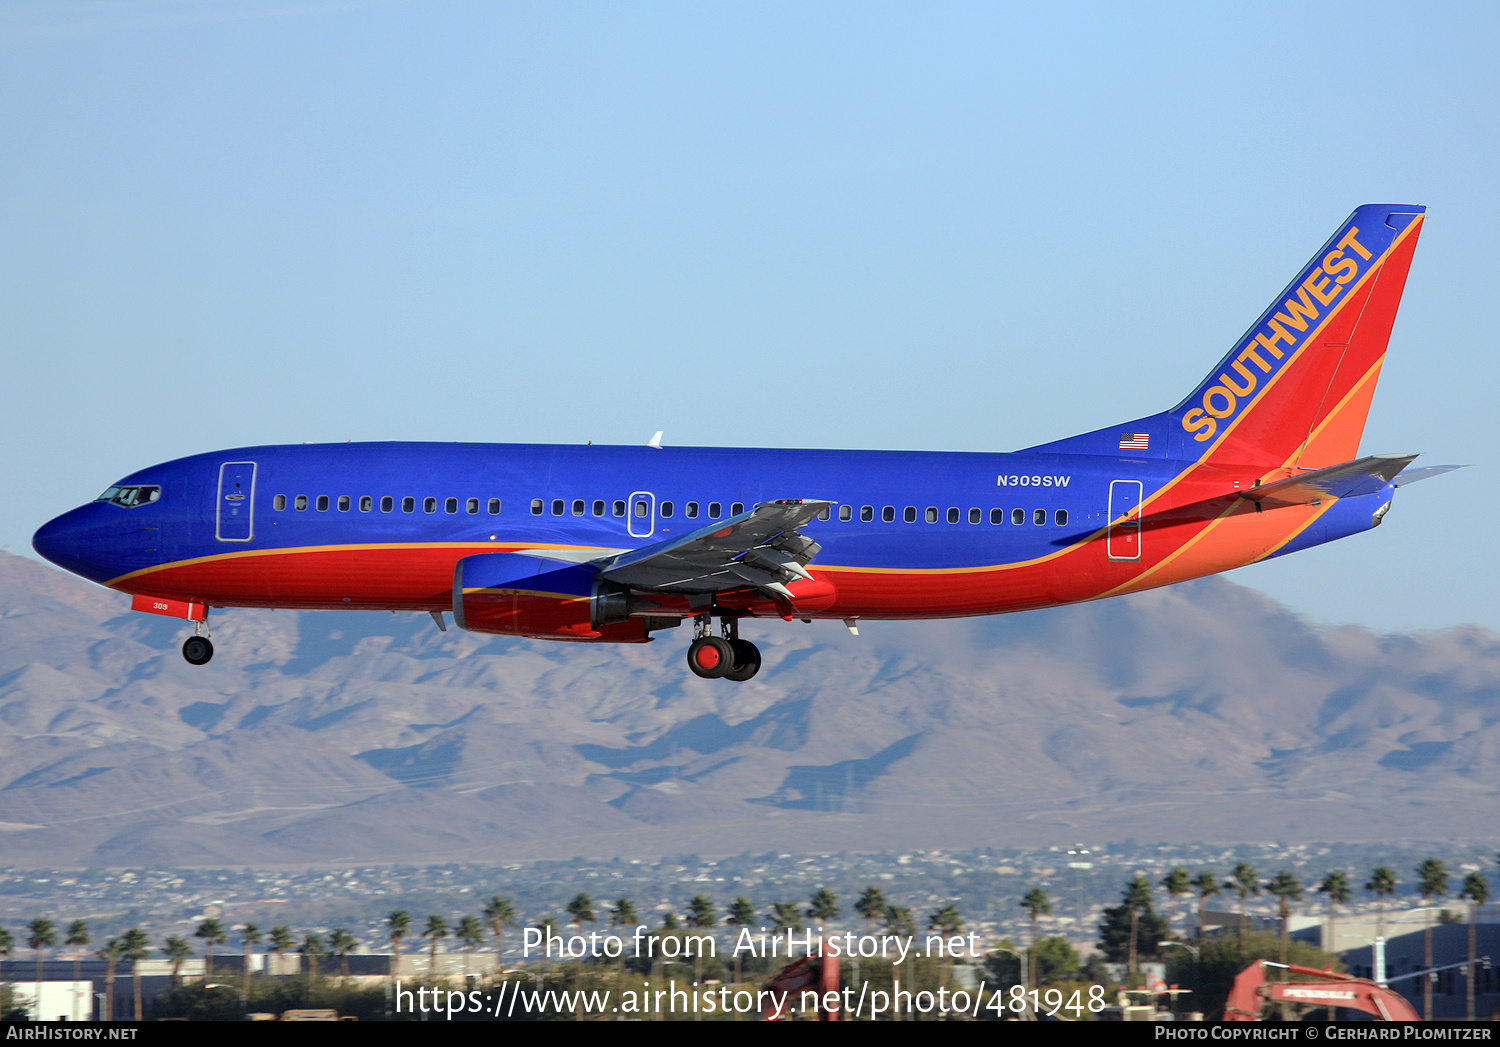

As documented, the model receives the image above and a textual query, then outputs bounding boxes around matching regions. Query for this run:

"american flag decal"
[1118,432,1149,450]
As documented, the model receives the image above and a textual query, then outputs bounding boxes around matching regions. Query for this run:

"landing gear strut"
[686,615,760,681]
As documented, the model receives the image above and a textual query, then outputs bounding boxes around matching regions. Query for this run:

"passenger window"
[969,508,980,524]
[1012,508,1024,525]
[446,498,458,514]
[882,506,895,522]
[295,495,308,510]
[685,502,699,519]
[531,499,544,515]
[862,505,874,522]
[489,499,502,515]
[925,507,938,523]
[424,497,437,514]
[904,506,917,523]
[403,497,416,513]
[551,499,564,516]
[818,506,831,521]
[316,496,329,512]
[1055,509,1068,526]
[593,500,605,516]
[572,499,585,516]
[709,502,722,518]
[731,502,744,515]
[613,500,626,517]
[947,507,960,524]
[338,496,350,512]
[634,499,649,518]
[839,505,852,522]
[360,496,373,512]
[1033,508,1045,525]
[466,498,479,514]
[381,496,394,513]
[273,494,286,511]
[660,501,674,518]
[991,508,1002,524]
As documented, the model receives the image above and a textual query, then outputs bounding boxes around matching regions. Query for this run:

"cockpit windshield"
[96,485,161,508]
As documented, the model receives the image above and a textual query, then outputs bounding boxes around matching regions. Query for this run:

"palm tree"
[806,888,839,925]
[566,893,597,932]
[299,933,326,987]
[97,938,123,1021]
[1160,868,1191,938]
[269,924,296,978]
[424,915,448,980]
[457,917,485,980]
[66,920,90,987]
[121,927,150,1020]
[195,918,227,974]
[387,911,411,981]
[1416,859,1449,1020]
[483,897,517,973]
[240,924,260,1008]
[1019,888,1051,990]
[927,904,963,1002]
[1121,876,1155,976]
[725,898,755,986]
[26,918,57,1012]
[1190,871,1220,939]
[686,895,717,988]
[1230,863,1260,950]
[162,935,192,987]
[610,897,640,933]
[1458,872,1491,1021]
[330,929,359,978]
[883,905,915,937]
[1316,871,1352,955]
[1366,866,1399,942]
[1265,871,1303,964]
[854,887,887,932]
[609,897,640,988]
[769,901,801,931]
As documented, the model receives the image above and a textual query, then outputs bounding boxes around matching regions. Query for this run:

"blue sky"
[4,0,1497,633]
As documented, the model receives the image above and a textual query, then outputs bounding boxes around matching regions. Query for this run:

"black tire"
[687,636,732,679]
[182,636,214,665]
[723,639,761,682]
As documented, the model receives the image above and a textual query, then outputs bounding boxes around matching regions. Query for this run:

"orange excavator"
[1223,960,1419,1021]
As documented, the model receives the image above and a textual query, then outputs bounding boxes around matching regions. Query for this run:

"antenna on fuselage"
[647,431,664,449]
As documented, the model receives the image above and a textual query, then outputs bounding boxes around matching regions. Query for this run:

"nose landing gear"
[182,635,214,665]
[686,615,760,681]
[181,615,213,665]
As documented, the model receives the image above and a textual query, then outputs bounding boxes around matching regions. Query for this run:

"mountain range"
[0,552,1494,867]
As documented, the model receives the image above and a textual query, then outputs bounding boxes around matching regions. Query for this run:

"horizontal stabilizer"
[1394,464,1470,487]
[1241,454,1416,508]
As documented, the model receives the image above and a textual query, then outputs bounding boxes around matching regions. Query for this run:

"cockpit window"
[96,485,160,508]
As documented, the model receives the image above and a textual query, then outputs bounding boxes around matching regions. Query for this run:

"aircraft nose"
[33,504,116,583]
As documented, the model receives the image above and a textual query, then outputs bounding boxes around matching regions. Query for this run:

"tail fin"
[1026,205,1425,471]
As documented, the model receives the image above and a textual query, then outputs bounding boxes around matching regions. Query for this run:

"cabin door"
[216,461,257,542]
[627,491,656,539]
[1107,479,1142,561]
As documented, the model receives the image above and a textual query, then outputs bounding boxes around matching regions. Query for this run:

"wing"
[599,499,832,602]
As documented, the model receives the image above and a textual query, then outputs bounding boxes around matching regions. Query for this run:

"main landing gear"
[182,616,213,665]
[686,615,760,682]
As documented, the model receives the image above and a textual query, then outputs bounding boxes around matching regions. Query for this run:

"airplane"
[33,204,1456,681]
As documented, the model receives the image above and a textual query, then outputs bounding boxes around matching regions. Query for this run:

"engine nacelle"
[453,552,657,642]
